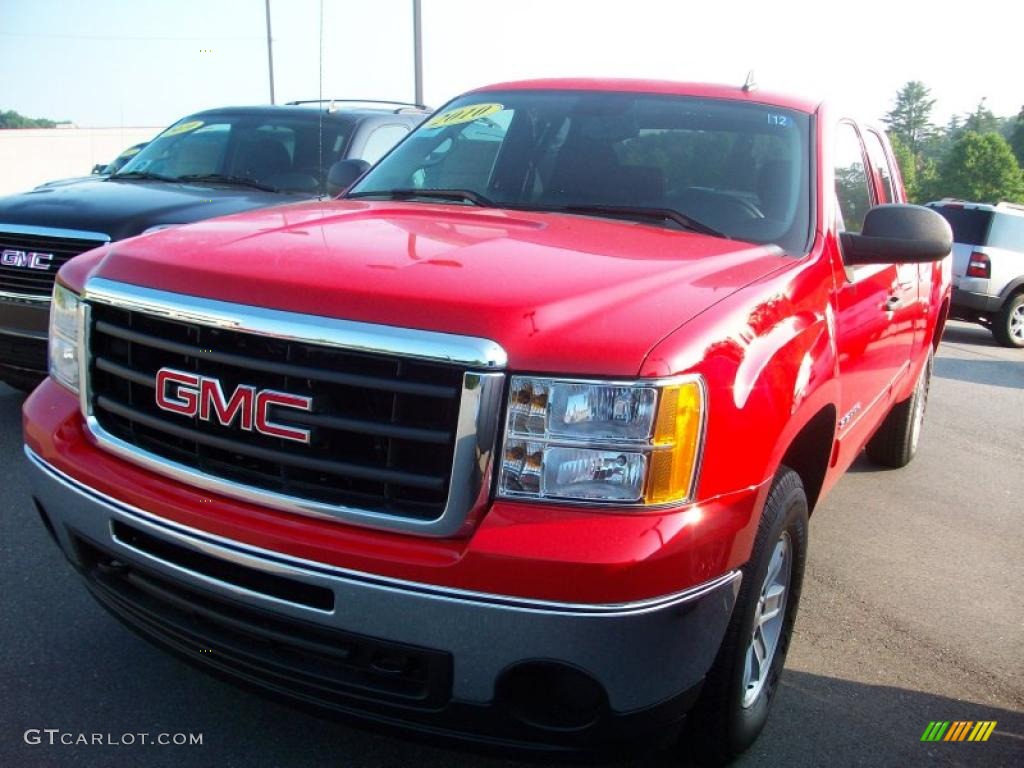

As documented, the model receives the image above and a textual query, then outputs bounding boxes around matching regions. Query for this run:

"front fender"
[641,254,839,504]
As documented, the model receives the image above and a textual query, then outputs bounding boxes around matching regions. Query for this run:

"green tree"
[963,98,999,135]
[0,109,68,128]
[1010,106,1024,168]
[883,81,936,157]
[889,133,919,201]
[935,131,1024,203]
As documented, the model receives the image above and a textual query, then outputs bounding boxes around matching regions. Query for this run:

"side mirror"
[326,159,370,196]
[840,204,952,265]
[91,164,107,175]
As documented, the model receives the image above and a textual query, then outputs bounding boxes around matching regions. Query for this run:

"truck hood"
[91,200,791,375]
[0,177,294,241]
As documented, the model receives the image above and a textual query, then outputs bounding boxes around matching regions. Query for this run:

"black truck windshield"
[115,114,352,195]
[348,90,812,253]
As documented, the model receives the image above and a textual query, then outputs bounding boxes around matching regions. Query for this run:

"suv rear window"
[932,206,992,245]
[987,213,1024,251]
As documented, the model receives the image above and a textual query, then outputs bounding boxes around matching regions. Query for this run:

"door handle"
[884,295,903,312]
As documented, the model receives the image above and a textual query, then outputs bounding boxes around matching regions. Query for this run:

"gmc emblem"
[155,367,313,444]
[1,249,54,271]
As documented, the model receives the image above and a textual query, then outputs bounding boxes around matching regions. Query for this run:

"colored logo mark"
[921,721,997,742]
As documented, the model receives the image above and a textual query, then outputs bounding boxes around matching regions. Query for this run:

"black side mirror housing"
[91,164,107,175]
[326,159,370,196]
[840,204,952,265]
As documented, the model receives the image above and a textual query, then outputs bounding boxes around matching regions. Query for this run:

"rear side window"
[361,125,410,165]
[987,213,1024,251]
[863,131,896,204]
[932,207,993,245]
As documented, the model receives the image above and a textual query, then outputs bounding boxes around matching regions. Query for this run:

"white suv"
[929,200,1024,348]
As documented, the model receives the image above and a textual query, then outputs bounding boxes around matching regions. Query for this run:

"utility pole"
[412,0,423,106]
[265,0,276,104]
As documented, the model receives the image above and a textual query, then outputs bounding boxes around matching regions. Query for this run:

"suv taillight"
[966,252,991,279]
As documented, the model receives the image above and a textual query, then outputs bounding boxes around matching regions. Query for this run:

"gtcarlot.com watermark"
[25,729,203,747]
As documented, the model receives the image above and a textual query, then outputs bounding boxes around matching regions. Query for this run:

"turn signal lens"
[646,382,704,504]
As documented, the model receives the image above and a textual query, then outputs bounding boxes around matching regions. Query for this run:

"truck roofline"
[470,77,822,114]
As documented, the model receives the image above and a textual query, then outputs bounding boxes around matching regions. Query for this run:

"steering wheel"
[678,188,764,220]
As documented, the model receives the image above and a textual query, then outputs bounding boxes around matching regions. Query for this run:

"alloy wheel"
[742,531,792,708]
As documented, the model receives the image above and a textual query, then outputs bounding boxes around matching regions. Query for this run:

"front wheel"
[682,468,809,765]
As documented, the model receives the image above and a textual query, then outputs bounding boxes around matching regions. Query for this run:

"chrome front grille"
[81,278,506,536]
[0,225,109,299]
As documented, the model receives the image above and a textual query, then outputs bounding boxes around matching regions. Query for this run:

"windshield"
[349,90,813,252]
[116,113,352,194]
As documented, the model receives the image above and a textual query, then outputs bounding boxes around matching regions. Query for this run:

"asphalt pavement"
[1,320,1021,768]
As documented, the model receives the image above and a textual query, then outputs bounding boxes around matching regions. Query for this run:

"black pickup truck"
[0,100,426,390]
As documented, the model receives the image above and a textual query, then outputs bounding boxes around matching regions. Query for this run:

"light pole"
[265,0,276,104]
[412,0,423,106]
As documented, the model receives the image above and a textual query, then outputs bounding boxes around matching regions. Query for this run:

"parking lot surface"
[1,320,1021,767]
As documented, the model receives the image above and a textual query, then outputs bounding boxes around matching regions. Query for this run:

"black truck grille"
[74,532,453,710]
[86,302,465,521]
[0,231,107,297]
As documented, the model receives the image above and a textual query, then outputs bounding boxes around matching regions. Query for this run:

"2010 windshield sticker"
[161,120,204,137]
[425,103,503,129]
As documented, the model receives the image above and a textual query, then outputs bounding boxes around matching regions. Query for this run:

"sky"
[0,0,1020,129]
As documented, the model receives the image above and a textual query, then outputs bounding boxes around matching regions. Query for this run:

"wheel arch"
[933,297,950,351]
[777,404,836,514]
[998,276,1024,305]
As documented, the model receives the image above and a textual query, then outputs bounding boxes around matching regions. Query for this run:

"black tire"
[682,468,809,766]
[865,349,933,468]
[992,292,1024,348]
[0,369,43,394]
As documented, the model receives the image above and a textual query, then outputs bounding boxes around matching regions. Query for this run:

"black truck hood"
[0,178,301,241]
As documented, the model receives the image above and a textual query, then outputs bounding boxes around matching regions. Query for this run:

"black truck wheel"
[865,349,933,468]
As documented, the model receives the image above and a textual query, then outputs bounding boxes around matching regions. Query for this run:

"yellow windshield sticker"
[161,120,204,138]
[425,103,503,129]
[118,147,141,158]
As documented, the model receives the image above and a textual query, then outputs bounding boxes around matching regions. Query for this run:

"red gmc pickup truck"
[23,79,952,763]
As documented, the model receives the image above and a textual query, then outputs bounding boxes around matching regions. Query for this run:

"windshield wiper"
[346,188,495,206]
[109,170,178,182]
[543,204,729,239]
[178,174,279,192]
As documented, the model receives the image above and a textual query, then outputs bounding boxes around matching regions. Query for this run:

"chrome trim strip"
[0,290,51,305]
[0,223,112,242]
[26,445,741,616]
[0,325,47,340]
[839,360,910,434]
[83,277,508,368]
[79,278,507,537]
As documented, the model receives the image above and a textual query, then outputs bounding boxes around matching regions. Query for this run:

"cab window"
[834,122,872,233]
[864,130,896,204]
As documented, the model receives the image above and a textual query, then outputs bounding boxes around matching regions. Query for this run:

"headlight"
[49,283,82,393]
[499,376,705,507]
